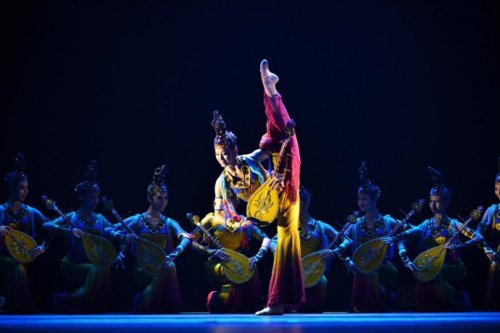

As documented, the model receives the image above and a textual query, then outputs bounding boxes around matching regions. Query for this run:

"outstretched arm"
[246,148,271,163]
[165,220,192,263]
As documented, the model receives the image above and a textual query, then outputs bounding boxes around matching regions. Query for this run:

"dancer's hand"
[125,233,139,242]
[260,59,279,97]
[249,257,258,270]
[72,228,83,238]
[319,249,338,260]
[249,247,268,270]
[209,249,230,262]
[400,251,418,272]
[445,241,465,250]
[0,225,11,238]
[179,232,194,240]
[241,217,254,228]
[405,260,419,272]
[380,236,394,245]
[29,244,46,258]
[114,252,126,269]
[270,172,285,192]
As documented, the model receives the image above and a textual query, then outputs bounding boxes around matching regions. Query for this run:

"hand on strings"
[162,254,177,267]
[400,251,418,272]
[29,244,46,258]
[210,249,230,262]
[243,217,262,227]
[319,249,337,260]
[241,218,254,228]
[270,172,285,192]
[124,233,139,242]
[260,59,279,97]
[445,241,465,251]
[179,232,194,240]
[404,260,419,272]
[0,225,12,237]
[114,252,126,269]
[72,228,83,239]
[380,236,394,245]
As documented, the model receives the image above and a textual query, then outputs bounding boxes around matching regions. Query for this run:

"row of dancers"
[1,60,499,314]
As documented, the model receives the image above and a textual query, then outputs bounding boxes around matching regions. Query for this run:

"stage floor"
[1,312,500,333]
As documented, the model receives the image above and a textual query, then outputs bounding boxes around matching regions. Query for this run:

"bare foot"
[260,59,279,97]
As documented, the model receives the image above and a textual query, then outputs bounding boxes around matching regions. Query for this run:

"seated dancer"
[269,186,340,313]
[0,153,49,313]
[43,161,123,313]
[460,158,500,310]
[340,162,399,312]
[191,196,270,312]
[122,165,191,313]
[207,59,304,315]
[390,167,480,311]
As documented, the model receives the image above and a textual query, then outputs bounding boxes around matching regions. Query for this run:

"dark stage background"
[1,0,499,312]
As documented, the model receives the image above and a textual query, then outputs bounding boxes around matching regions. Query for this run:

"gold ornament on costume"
[352,199,425,274]
[302,212,358,288]
[151,165,168,194]
[413,206,484,282]
[435,236,446,245]
[212,111,229,146]
[188,213,253,284]
[101,197,167,276]
[247,120,296,225]
[3,154,39,265]
[4,229,38,265]
[42,195,117,270]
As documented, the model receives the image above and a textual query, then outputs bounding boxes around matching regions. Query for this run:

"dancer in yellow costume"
[207,59,305,315]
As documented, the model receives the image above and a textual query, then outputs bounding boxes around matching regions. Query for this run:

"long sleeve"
[323,223,339,240]
[169,219,191,255]
[31,207,54,246]
[476,205,494,240]
[250,225,269,242]
[43,214,71,234]
[340,224,354,251]
[393,223,423,241]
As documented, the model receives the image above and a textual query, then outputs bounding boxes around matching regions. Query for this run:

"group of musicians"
[1,60,499,315]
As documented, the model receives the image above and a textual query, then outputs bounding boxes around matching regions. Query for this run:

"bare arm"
[214,175,242,221]
[246,148,271,163]
[214,176,225,219]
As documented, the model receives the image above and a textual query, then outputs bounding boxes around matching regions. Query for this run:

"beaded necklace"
[75,210,98,231]
[360,215,384,238]
[3,203,28,229]
[141,213,166,234]
[429,216,451,238]
[224,158,252,190]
